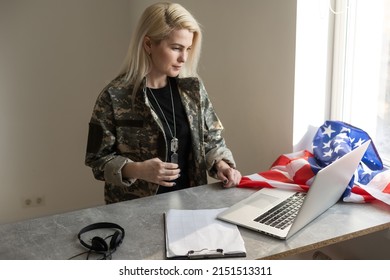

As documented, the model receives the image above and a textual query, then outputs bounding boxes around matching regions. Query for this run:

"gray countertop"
[1,183,389,260]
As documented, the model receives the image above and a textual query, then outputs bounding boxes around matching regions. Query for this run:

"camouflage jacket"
[85,76,236,204]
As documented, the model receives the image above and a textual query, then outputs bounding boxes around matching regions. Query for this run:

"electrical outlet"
[22,196,45,208]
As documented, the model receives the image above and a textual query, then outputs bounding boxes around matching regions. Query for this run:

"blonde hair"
[119,2,202,95]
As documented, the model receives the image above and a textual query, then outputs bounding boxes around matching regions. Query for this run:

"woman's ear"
[144,36,152,55]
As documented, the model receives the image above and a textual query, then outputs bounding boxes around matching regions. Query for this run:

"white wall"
[0,0,298,224]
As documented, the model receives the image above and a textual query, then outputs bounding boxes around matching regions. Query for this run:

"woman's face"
[148,28,194,79]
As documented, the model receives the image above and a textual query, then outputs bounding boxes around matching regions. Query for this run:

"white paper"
[165,208,246,258]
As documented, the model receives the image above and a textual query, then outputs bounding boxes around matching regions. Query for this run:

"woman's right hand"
[123,158,180,187]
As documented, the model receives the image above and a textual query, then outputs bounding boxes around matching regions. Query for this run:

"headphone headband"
[78,222,125,253]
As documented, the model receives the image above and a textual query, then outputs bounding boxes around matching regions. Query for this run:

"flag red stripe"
[270,154,291,168]
[238,177,275,188]
[351,185,371,196]
[293,164,315,184]
[382,183,390,194]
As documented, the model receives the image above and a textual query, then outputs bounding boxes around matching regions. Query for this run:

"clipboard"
[164,208,246,259]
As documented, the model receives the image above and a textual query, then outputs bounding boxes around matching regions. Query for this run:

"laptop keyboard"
[253,192,306,229]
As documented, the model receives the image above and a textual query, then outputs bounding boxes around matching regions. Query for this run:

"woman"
[85,2,242,204]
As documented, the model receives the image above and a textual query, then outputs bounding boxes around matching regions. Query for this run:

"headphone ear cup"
[109,230,123,251]
[91,236,108,252]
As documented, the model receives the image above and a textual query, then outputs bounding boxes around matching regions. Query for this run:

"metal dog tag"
[171,138,178,153]
[171,152,178,164]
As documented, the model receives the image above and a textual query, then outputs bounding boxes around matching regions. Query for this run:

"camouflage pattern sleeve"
[198,80,237,177]
[200,83,236,177]
[85,86,135,188]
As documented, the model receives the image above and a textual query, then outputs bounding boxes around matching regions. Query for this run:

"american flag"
[238,120,390,205]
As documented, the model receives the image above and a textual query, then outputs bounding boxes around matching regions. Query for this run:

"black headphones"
[77,222,125,258]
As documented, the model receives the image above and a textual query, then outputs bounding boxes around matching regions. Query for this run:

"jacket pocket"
[115,119,144,152]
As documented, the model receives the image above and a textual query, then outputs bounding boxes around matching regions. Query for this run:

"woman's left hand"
[215,160,242,188]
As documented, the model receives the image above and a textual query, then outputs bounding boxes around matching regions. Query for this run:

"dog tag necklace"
[147,79,178,164]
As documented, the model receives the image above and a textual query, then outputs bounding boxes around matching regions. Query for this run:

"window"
[331,0,390,165]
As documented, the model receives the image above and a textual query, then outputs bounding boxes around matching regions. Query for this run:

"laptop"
[217,140,370,239]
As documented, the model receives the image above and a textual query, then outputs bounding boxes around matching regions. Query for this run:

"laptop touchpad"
[246,194,279,209]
